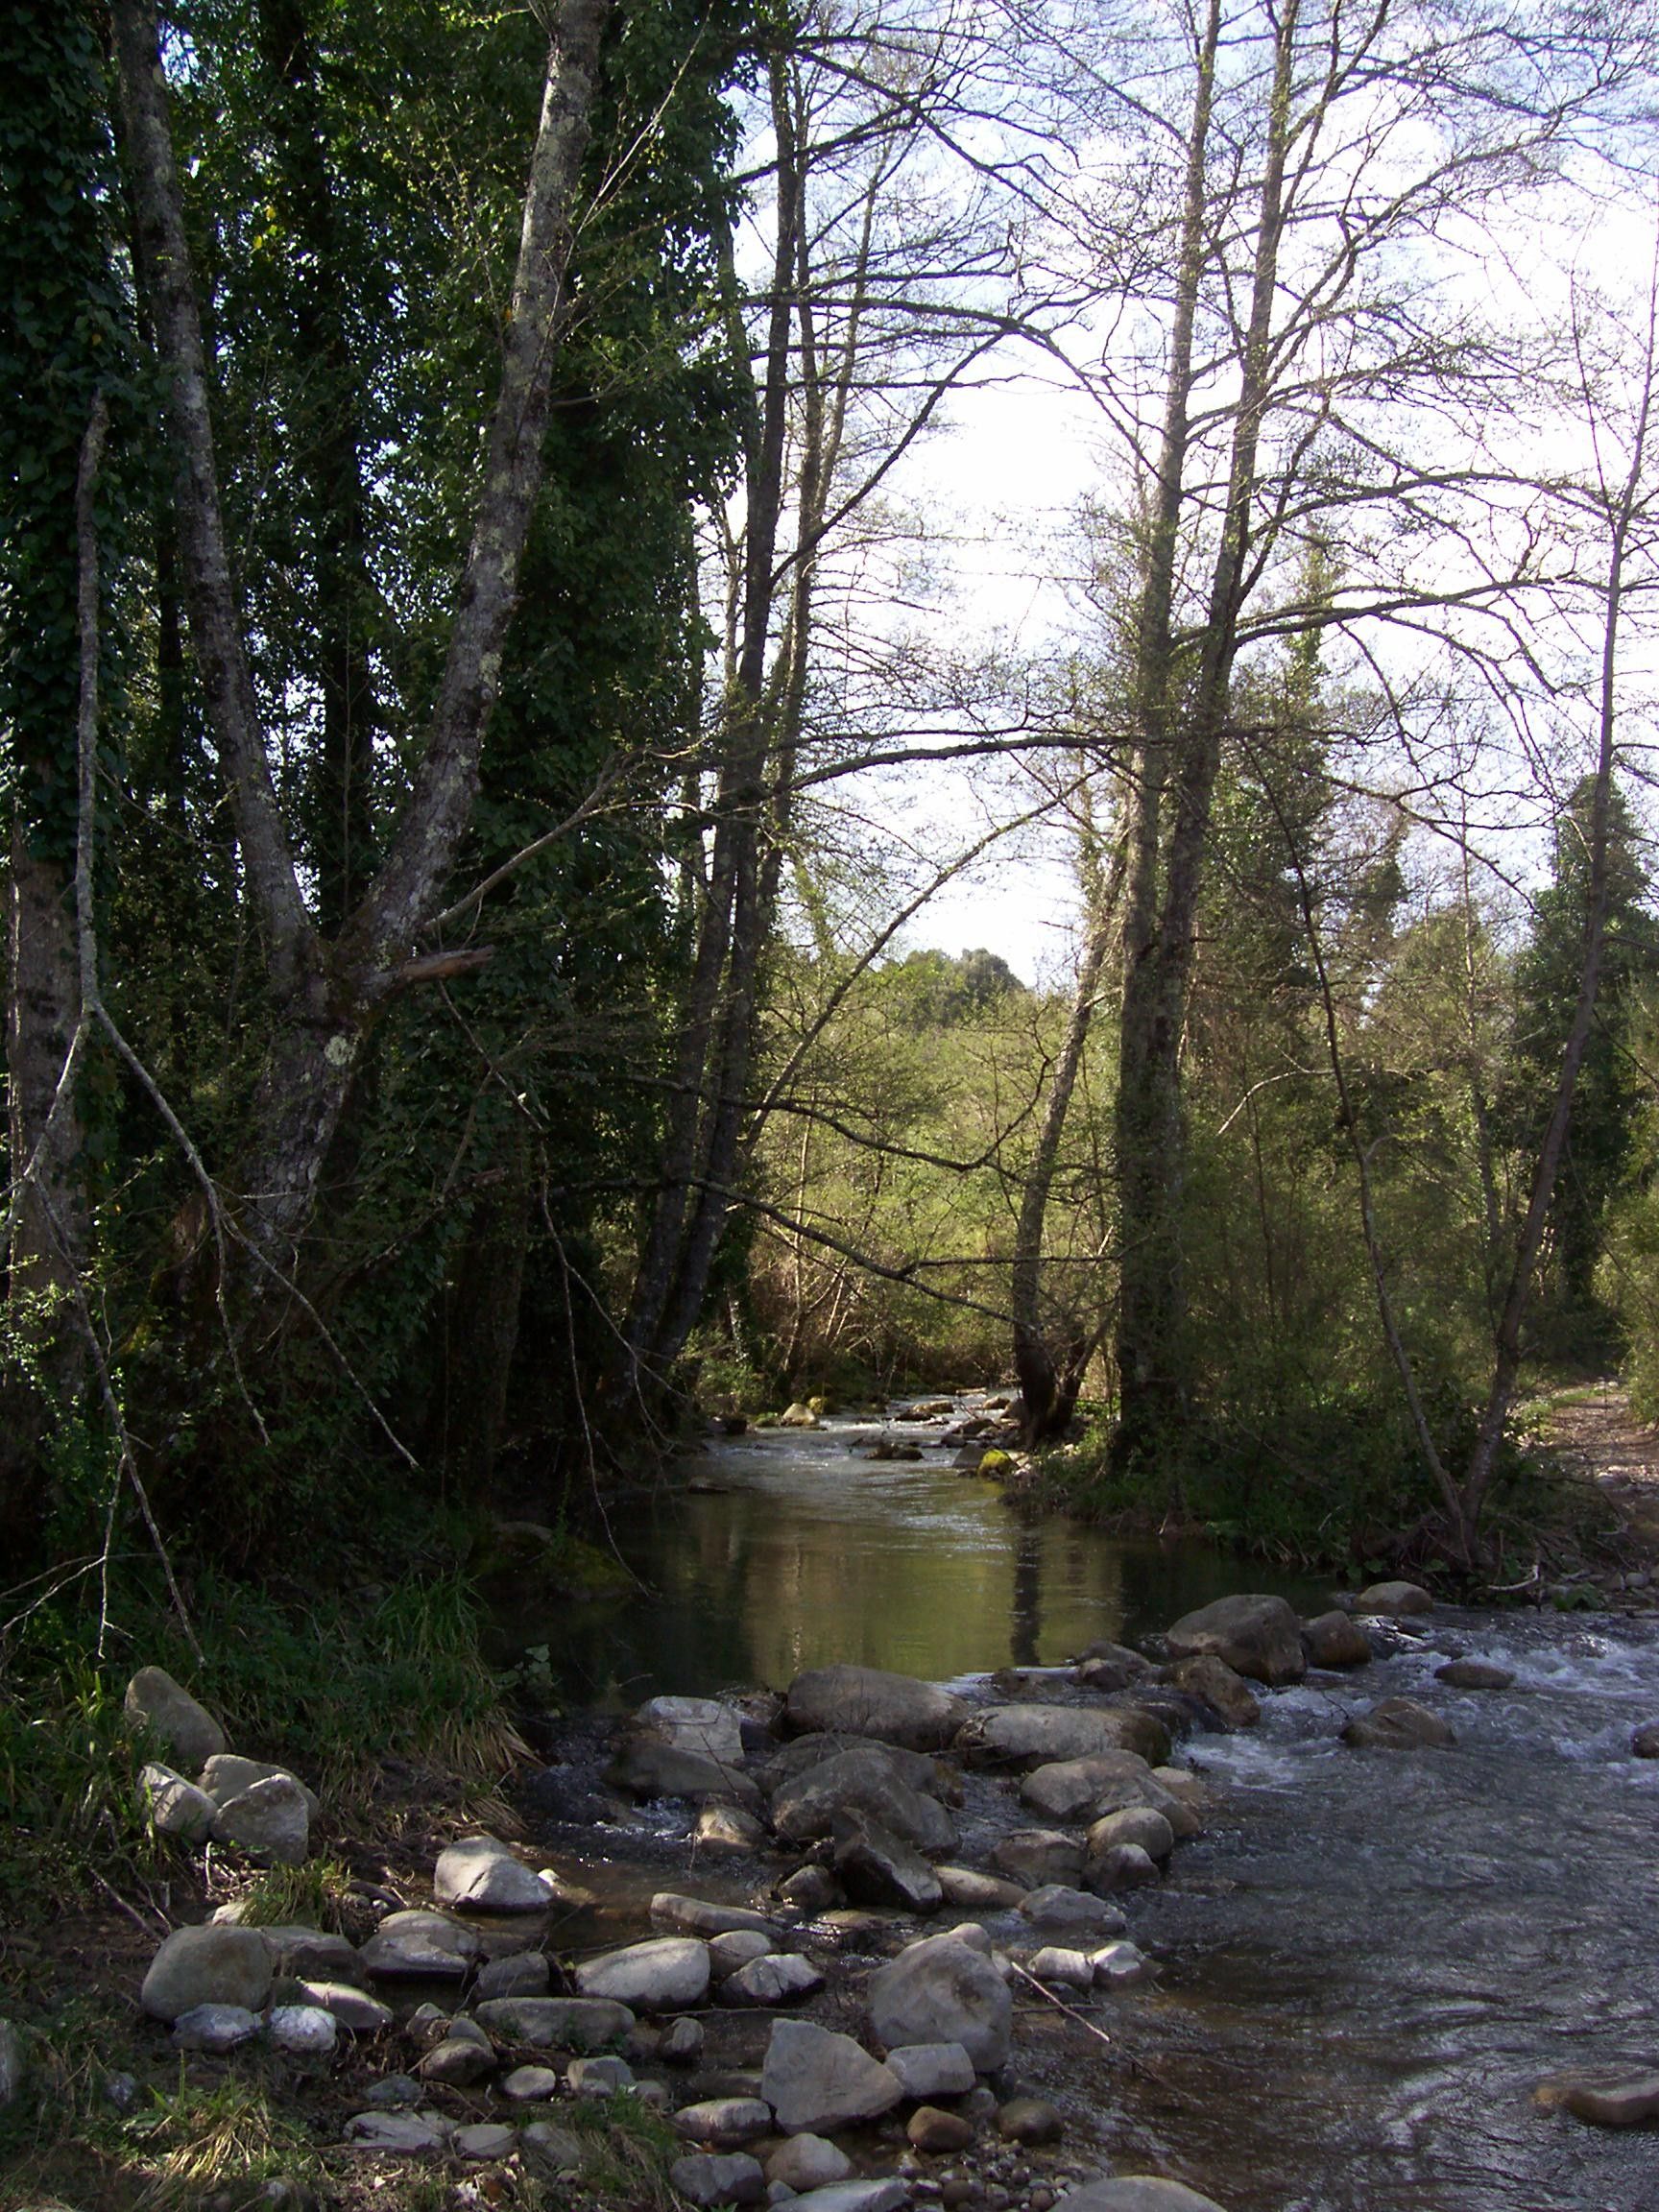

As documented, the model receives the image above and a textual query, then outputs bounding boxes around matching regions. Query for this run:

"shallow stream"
[529,1412,1659,2211]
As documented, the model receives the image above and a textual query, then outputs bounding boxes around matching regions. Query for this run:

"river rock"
[566,2055,635,2095]
[419,2032,496,2085]
[959,1704,1169,1771]
[697,1803,767,1853]
[502,2063,562,2101]
[1020,1885,1127,1938]
[360,1910,482,1980]
[267,2004,338,2056]
[434,1834,553,1912]
[455,2122,517,2160]
[1054,2183,1229,2211]
[779,1863,842,1911]
[910,2103,975,2151]
[1632,1723,1659,1758]
[475,1950,551,2001]
[662,2016,705,2064]
[763,2017,904,2131]
[142,1924,273,2021]
[344,2109,450,2152]
[473,1996,636,2048]
[1340,1697,1455,1750]
[779,1402,823,1428]
[125,1667,226,1769]
[362,2074,421,2107]
[834,1817,944,1911]
[990,1830,1084,1887]
[1539,2068,1659,2126]
[574,1936,709,2011]
[1093,1939,1153,1985]
[762,1732,950,1797]
[1087,1806,1174,1862]
[1161,1654,1261,1730]
[199,1754,322,1824]
[172,2003,262,2053]
[711,1930,775,1979]
[636,1694,747,1767]
[1027,1945,1094,1989]
[294,1980,393,2032]
[255,1923,361,1983]
[934,1865,1025,1911]
[1354,1578,1433,1617]
[1084,1842,1161,1893]
[674,2096,776,2148]
[867,1932,1013,2070]
[1164,1595,1306,1686]
[652,1892,781,1938]
[725,1952,826,2007]
[768,2134,854,2190]
[520,2119,584,2173]
[789,2179,909,2210]
[1020,1751,1156,1822]
[785,1664,969,1751]
[772,1745,956,1852]
[211,1775,309,1866]
[998,2095,1064,2143]
[885,2040,975,2099]
[610,1738,760,1804]
[1302,1611,1374,1669]
[671,2152,767,2206]
[140,1764,219,1843]
[1435,1659,1515,1690]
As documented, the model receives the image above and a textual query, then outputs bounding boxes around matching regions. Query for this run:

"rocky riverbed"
[15,1572,1659,2212]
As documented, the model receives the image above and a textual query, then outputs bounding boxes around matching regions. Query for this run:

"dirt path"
[1541,1383,1659,1578]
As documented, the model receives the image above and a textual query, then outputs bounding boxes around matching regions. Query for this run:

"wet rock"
[698,1803,768,1853]
[725,1953,827,2007]
[1632,1723,1659,1758]
[199,1755,322,1824]
[257,1925,362,1984]
[780,1402,824,1429]
[610,1738,761,1804]
[675,2096,777,2148]
[343,2110,450,2152]
[637,1694,747,1767]
[785,1664,969,1752]
[1340,1697,1455,1750]
[763,2017,904,2132]
[780,1863,843,1911]
[267,2005,338,2056]
[1091,1941,1153,1986]
[998,2096,1063,2144]
[834,1818,945,1912]
[566,2055,635,2096]
[1354,1579,1433,1618]
[574,1935,710,2011]
[1083,1842,1160,1894]
[652,1892,781,1938]
[1160,1655,1260,1730]
[520,2119,584,2174]
[711,1930,776,1978]
[1026,1947,1094,1989]
[455,2123,517,2160]
[935,1866,1025,1911]
[1435,1659,1515,1691]
[1053,2183,1228,2211]
[502,2063,562,2101]
[1538,2068,1659,2127]
[1019,1752,1156,1823]
[768,2133,854,2190]
[1086,1807,1174,1863]
[886,2041,975,2099]
[474,1950,550,2002]
[1302,1612,1373,1670]
[957,1705,1168,1771]
[1164,1595,1306,1687]
[172,2004,262,2053]
[212,1776,309,1866]
[672,2152,768,2205]
[989,1831,1084,1888]
[473,1996,635,2048]
[142,1924,273,2021]
[1019,1887,1126,1940]
[434,1834,553,1913]
[910,2104,975,2152]
[360,1910,482,1980]
[419,2032,495,2085]
[141,1764,219,1843]
[868,1933,1013,2071]
[662,2016,705,2064]
[772,1745,956,1853]
[125,1667,226,1770]
[362,2075,421,2108]
[763,1732,953,1798]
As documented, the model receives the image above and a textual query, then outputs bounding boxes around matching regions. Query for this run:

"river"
[527,1412,1659,2211]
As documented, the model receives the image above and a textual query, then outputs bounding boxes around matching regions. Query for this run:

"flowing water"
[528,1414,1659,2211]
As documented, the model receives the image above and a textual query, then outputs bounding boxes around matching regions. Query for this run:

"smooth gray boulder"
[785,1663,968,1751]
[434,1835,553,1913]
[762,2017,904,2132]
[473,1996,635,2049]
[723,1952,825,2007]
[1020,1886,1126,1938]
[886,2040,975,2099]
[673,2096,775,2147]
[360,1910,482,1980]
[768,2133,854,2190]
[199,1754,322,1823]
[867,1932,1012,2070]
[455,2123,517,2160]
[125,1667,226,1770]
[574,1936,709,2011]
[651,1892,779,1938]
[502,2064,562,2102]
[1354,1578,1433,1617]
[989,1829,1084,1887]
[1054,2182,1229,2211]
[636,1695,746,1767]
[1019,1751,1158,1823]
[256,1924,362,1983]
[609,1738,760,1804]
[1027,1946,1094,1988]
[771,1744,956,1852]
[1093,1940,1154,1985]
[788,2181,910,2211]
[670,2152,767,2206]
[267,2004,338,2056]
[343,2110,450,2152]
[474,1951,550,2001]
[1161,1654,1261,1729]
[172,2003,262,2052]
[935,1865,1025,1910]
[419,2032,495,2085]
[696,1803,767,1853]
[1084,1841,1161,1894]
[1340,1697,1455,1750]
[1435,1659,1514,1690]
[957,1703,1169,1770]
[141,1924,273,2021]
[211,1774,309,1865]
[1087,1806,1175,1862]
[293,1980,393,2032]
[140,1764,218,1843]
[832,1817,944,1911]
[1164,1595,1306,1687]
[1302,1611,1374,1669]
[709,1929,774,1979]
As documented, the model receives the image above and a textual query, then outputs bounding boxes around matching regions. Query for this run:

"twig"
[87,1863,171,1940]
[1006,1956,1114,2046]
